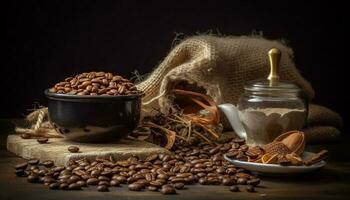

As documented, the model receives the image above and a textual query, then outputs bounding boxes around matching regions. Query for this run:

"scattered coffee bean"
[237,177,247,185]
[246,185,255,192]
[27,175,39,183]
[128,183,143,191]
[222,178,235,186]
[15,162,28,170]
[68,146,79,153]
[148,186,158,191]
[76,180,87,187]
[230,185,240,192]
[98,181,110,186]
[91,170,101,177]
[198,177,208,185]
[247,178,260,186]
[15,169,26,177]
[37,138,48,144]
[41,160,54,168]
[68,183,81,190]
[174,182,185,190]
[59,183,69,190]
[14,137,263,194]
[161,185,176,195]
[49,182,60,189]
[28,159,40,165]
[97,185,109,192]
[43,177,56,184]
[86,178,99,185]
[110,180,120,187]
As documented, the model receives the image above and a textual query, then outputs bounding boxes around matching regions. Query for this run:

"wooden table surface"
[0,121,349,200]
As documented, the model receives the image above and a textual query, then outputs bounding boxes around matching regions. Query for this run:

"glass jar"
[236,48,308,146]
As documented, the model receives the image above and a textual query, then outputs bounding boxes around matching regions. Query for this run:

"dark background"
[2,0,348,126]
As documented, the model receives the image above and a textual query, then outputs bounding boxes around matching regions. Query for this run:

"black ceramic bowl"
[45,89,143,142]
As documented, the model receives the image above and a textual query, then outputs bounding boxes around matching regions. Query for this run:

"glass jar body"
[237,90,308,146]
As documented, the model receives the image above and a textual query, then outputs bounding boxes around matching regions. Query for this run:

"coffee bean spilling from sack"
[14,138,260,194]
[49,72,140,96]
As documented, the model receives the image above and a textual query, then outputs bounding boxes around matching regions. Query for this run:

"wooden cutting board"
[6,134,169,166]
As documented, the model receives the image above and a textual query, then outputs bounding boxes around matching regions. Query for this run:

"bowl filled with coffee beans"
[45,71,143,142]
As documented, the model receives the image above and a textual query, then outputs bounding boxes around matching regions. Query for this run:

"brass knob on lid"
[268,48,281,85]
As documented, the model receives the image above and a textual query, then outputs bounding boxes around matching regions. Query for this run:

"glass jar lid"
[244,48,301,93]
[245,79,301,93]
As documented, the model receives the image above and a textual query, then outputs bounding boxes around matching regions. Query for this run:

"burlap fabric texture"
[136,35,342,143]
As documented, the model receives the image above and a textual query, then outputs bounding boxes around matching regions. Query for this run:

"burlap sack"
[137,35,342,143]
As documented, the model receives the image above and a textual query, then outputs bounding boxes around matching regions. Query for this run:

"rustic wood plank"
[6,134,169,165]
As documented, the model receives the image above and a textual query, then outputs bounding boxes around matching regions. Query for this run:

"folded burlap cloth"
[136,35,343,143]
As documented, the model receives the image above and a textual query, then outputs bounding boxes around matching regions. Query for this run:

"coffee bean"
[145,154,158,162]
[69,175,81,182]
[148,186,158,191]
[27,159,40,165]
[229,185,240,192]
[157,174,168,180]
[222,178,235,186]
[60,169,72,175]
[174,182,185,190]
[37,138,48,144]
[128,183,143,191]
[27,175,39,183]
[209,147,220,155]
[53,166,65,172]
[101,171,112,177]
[150,180,163,188]
[20,133,31,139]
[15,162,28,170]
[110,180,120,187]
[98,181,110,186]
[198,177,208,185]
[98,176,110,182]
[114,175,127,183]
[239,145,249,151]
[76,180,87,187]
[136,179,149,187]
[216,167,226,174]
[68,146,79,153]
[233,138,245,144]
[237,177,247,185]
[170,177,185,183]
[43,177,56,184]
[97,185,109,192]
[247,178,260,186]
[91,170,101,177]
[246,185,255,192]
[41,160,54,168]
[59,183,69,190]
[49,182,60,189]
[87,178,99,185]
[68,183,81,190]
[207,177,221,185]
[15,169,26,177]
[226,151,239,159]
[161,185,176,195]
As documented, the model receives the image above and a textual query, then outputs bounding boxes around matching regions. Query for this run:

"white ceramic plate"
[224,151,326,174]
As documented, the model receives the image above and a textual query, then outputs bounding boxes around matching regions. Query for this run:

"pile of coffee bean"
[14,138,260,194]
[49,71,141,96]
